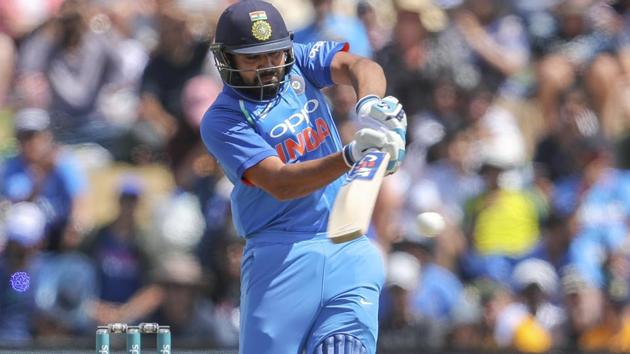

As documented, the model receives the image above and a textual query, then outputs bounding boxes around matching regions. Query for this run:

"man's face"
[17,131,54,163]
[232,50,286,86]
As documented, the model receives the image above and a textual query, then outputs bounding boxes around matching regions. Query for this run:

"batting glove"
[355,95,407,142]
[342,128,405,175]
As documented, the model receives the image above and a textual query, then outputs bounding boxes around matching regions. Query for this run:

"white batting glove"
[355,95,407,142]
[382,129,405,175]
[342,128,405,175]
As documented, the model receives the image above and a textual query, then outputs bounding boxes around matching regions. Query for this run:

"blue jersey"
[201,41,348,238]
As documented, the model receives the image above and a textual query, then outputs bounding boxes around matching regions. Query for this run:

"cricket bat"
[327,151,390,243]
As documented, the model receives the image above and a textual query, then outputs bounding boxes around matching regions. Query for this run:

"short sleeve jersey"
[201,41,348,238]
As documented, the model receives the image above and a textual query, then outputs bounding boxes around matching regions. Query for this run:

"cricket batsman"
[200,1,407,353]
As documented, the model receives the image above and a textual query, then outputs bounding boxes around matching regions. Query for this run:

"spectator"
[400,127,483,230]
[379,251,446,352]
[553,136,630,287]
[0,0,64,41]
[408,80,467,146]
[579,275,630,352]
[30,252,98,339]
[147,252,235,346]
[138,4,212,168]
[561,266,604,350]
[15,0,129,155]
[205,236,243,348]
[534,87,599,183]
[0,32,15,108]
[374,0,439,117]
[522,211,574,274]
[398,233,464,324]
[0,202,47,346]
[0,108,89,251]
[447,286,484,350]
[536,0,621,128]
[461,158,541,283]
[294,0,372,58]
[510,258,566,347]
[356,0,390,53]
[436,0,531,96]
[83,176,147,302]
[81,175,162,325]
[191,153,233,270]
[476,277,552,353]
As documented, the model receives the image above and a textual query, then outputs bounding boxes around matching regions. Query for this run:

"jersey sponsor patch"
[345,152,386,182]
[266,98,334,163]
[309,41,325,58]
[274,117,331,163]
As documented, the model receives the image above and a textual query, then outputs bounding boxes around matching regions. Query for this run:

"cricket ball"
[416,211,445,237]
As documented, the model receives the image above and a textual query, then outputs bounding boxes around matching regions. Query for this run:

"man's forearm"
[349,57,387,99]
[273,152,349,200]
[331,52,387,99]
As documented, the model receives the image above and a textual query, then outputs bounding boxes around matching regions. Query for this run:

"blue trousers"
[239,235,385,354]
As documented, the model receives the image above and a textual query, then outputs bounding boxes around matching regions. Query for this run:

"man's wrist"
[342,143,356,167]
[355,94,380,114]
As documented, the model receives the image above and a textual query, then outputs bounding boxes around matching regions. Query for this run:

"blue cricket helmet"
[211,0,295,101]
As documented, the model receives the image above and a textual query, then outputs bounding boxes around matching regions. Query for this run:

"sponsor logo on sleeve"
[309,41,325,58]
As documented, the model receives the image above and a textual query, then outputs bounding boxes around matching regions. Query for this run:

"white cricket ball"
[416,212,445,237]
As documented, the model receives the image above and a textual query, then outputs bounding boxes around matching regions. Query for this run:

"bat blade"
[327,151,390,243]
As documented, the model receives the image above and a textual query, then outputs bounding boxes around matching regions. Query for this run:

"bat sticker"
[345,152,386,182]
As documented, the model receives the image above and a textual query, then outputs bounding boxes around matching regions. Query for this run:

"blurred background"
[2,0,630,352]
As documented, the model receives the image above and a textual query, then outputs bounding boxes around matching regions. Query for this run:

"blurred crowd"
[2,0,630,352]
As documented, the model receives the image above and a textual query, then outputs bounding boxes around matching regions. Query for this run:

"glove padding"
[354,95,407,174]
[356,95,407,141]
[343,128,405,175]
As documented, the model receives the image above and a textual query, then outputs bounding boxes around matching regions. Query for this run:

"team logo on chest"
[290,75,305,95]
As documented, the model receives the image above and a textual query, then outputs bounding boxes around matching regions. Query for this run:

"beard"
[233,67,286,101]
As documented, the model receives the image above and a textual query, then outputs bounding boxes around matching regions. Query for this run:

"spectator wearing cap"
[0,202,47,346]
[81,174,158,326]
[510,259,567,347]
[393,228,464,326]
[0,108,89,252]
[447,286,484,350]
[378,251,447,352]
[146,252,237,347]
[463,277,553,352]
